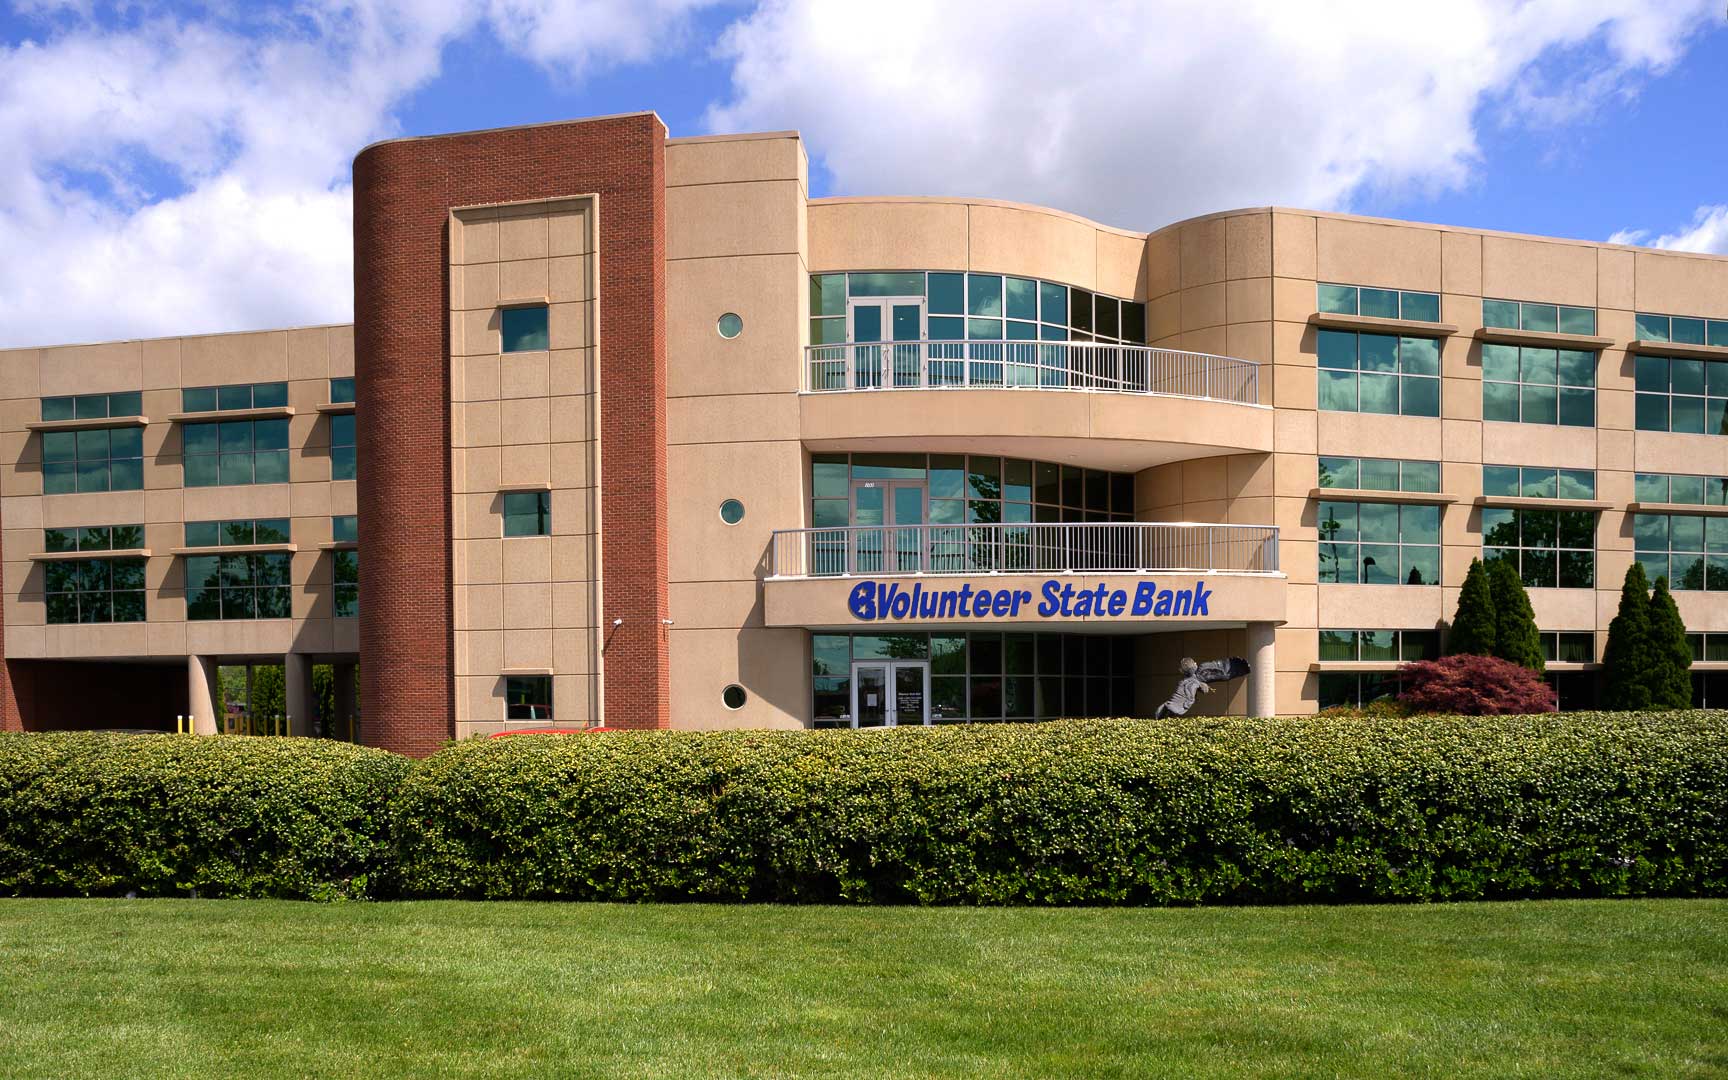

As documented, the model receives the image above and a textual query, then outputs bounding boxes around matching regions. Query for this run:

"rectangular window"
[1635,473,1728,506]
[44,552,147,624]
[329,377,355,404]
[1317,501,1441,585]
[45,523,145,554]
[1317,456,1440,493]
[40,392,143,421]
[1316,331,1440,417]
[1483,298,1596,336]
[41,426,144,494]
[184,518,290,547]
[1540,631,1595,664]
[330,413,356,481]
[501,305,550,353]
[1482,466,1596,501]
[1317,629,1440,662]
[1635,312,1728,348]
[1634,355,1728,434]
[1316,283,1441,323]
[182,419,289,487]
[503,491,551,537]
[184,552,292,620]
[807,273,1145,348]
[506,675,552,720]
[332,514,358,543]
[180,382,287,413]
[333,549,359,618]
[1481,344,1595,426]
[1483,508,1596,589]
[1317,672,1403,710]
[1634,513,1728,591]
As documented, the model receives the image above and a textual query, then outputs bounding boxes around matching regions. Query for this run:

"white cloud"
[0,0,719,348]
[706,0,1714,231]
[1609,205,1728,253]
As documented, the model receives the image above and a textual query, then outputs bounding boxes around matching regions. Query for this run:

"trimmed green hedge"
[0,733,411,900]
[6,714,1727,904]
[391,713,1728,904]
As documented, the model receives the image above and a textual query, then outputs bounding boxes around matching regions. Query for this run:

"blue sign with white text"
[847,579,1213,622]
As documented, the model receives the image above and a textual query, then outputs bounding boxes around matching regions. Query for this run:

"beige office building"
[3,111,1726,754]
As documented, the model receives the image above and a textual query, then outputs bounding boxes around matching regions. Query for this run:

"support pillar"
[1247,622,1276,718]
[285,653,311,738]
[334,662,357,742]
[187,655,219,735]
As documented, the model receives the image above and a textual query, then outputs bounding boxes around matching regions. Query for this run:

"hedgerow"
[390,713,1728,905]
[0,733,411,899]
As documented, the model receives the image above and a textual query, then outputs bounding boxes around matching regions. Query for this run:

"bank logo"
[846,579,1213,622]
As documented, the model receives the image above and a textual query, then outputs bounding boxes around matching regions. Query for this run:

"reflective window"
[501,305,549,353]
[503,491,551,537]
[43,545,147,624]
[330,413,356,481]
[1484,508,1596,589]
[807,272,1144,345]
[333,549,359,618]
[1317,456,1440,493]
[329,378,355,404]
[1317,629,1439,662]
[1634,312,1728,347]
[1317,501,1441,585]
[1635,472,1728,506]
[1316,331,1440,416]
[1633,513,1728,591]
[1481,344,1595,426]
[1482,298,1596,335]
[332,514,358,544]
[1482,466,1596,500]
[1317,672,1404,709]
[41,392,142,421]
[183,519,290,547]
[182,419,289,487]
[719,499,744,525]
[1317,283,1441,322]
[185,552,292,620]
[181,382,287,413]
[44,523,144,554]
[1634,355,1728,434]
[506,675,552,720]
[716,313,743,339]
[722,684,747,710]
[42,425,144,494]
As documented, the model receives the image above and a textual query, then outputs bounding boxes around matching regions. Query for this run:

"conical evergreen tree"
[1645,575,1693,709]
[1603,561,1654,711]
[1447,558,1498,657]
[1487,557,1545,672]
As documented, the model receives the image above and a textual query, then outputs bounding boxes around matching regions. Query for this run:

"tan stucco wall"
[448,197,602,738]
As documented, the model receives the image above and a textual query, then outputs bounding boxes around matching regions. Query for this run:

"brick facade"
[352,113,670,756]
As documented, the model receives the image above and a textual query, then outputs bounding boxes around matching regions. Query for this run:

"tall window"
[506,676,552,720]
[1483,299,1596,335]
[183,419,290,486]
[42,525,147,624]
[1316,331,1440,416]
[1483,508,1594,588]
[1317,501,1441,584]
[185,552,292,619]
[1481,345,1594,426]
[1634,514,1728,591]
[1317,284,1440,322]
[181,382,287,413]
[1635,312,1728,347]
[1634,355,1728,434]
[330,413,356,480]
[503,491,551,537]
[333,550,359,618]
[42,427,143,493]
[1317,456,1440,493]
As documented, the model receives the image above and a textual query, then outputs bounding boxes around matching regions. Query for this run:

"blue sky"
[0,0,1723,347]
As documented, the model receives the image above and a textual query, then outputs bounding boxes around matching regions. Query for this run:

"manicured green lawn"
[1,900,1724,1079]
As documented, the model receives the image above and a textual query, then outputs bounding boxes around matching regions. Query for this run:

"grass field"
[1,899,1724,1079]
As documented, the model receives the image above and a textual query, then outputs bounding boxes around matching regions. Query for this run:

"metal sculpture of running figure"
[1153,656,1251,719]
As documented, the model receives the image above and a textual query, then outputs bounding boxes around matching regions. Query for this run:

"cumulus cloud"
[1609,205,1728,253]
[706,0,1714,230]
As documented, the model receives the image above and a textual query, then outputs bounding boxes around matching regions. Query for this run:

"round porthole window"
[719,499,745,524]
[722,684,747,710]
[716,312,743,339]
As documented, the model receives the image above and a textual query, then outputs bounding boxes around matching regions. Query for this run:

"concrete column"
[334,662,357,742]
[285,653,311,738]
[187,655,220,735]
[1247,622,1277,718]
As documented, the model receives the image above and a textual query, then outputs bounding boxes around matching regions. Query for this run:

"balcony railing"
[767,522,1279,579]
[803,340,1260,405]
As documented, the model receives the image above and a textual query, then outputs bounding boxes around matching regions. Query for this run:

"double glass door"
[853,480,924,573]
[851,299,923,387]
[851,661,929,727]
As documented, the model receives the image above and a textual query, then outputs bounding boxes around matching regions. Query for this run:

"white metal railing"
[767,522,1279,579]
[802,340,1260,405]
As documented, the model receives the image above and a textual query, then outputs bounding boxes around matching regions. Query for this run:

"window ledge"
[1474,327,1613,350]
[316,401,356,414]
[499,482,554,492]
[1308,313,1458,337]
[499,295,550,308]
[319,540,359,551]
[28,415,149,432]
[168,406,295,423]
[502,667,554,676]
[1545,662,1600,671]
[1312,487,1457,505]
[170,543,298,556]
[1309,661,1407,672]
[30,548,150,561]
[1475,496,1612,511]
[1629,501,1728,517]
[1628,339,1728,360]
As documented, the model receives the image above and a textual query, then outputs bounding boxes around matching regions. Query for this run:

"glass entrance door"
[851,300,923,387]
[850,661,929,728]
[852,480,925,573]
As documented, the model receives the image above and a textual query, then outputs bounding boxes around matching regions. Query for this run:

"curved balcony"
[767,522,1279,579]
[804,340,1260,405]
